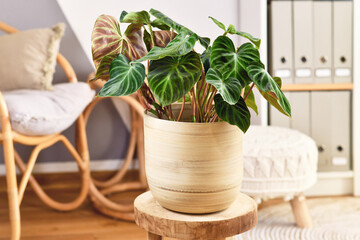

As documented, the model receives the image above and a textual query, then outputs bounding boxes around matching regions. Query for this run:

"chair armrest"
[57,54,78,83]
[0,91,13,135]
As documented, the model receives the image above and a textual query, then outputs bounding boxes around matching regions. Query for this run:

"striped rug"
[236,197,360,240]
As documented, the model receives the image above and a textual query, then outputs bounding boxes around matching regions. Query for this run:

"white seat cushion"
[2,82,95,136]
[241,126,318,200]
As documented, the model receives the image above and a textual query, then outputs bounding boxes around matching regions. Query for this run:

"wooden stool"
[134,191,257,240]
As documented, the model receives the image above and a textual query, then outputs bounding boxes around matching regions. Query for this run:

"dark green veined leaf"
[149,8,210,48]
[211,36,260,85]
[209,16,226,31]
[244,85,258,115]
[93,54,117,81]
[148,51,202,106]
[124,23,148,59]
[214,94,251,133]
[134,29,197,62]
[205,68,242,105]
[247,63,291,116]
[151,19,170,30]
[119,10,150,24]
[91,15,124,68]
[201,47,211,74]
[234,31,261,49]
[98,54,145,96]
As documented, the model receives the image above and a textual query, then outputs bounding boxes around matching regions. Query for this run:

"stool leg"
[147,232,162,240]
[290,193,313,228]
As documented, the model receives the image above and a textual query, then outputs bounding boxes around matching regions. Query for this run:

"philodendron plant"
[91,9,291,133]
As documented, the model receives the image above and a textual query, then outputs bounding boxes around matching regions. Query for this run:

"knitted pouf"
[242,126,318,202]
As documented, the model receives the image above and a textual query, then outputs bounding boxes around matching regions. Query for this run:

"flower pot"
[143,110,243,214]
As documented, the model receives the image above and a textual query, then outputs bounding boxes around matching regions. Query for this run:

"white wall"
[57,0,241,63]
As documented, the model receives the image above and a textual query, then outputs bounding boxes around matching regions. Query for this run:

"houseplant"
[91,9,291,213]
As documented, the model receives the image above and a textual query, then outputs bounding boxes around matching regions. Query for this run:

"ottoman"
[241,126,318,228]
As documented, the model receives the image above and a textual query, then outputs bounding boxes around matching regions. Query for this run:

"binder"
[311,91,332,171]
[330,91,351,171]
[270,92,310,135]
[293,0,313,84]
[270,0,293,85]
[333,0,353,83]
[311,91,351,171]
[313,0,332,83]
[291,92,310,135]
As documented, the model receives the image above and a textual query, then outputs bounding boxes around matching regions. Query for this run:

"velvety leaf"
[99,54,145,96]
[154,30,176,48]
[234,31,261,49]
[149,8,210,48]
[260,89,289,117]
[143,29,151,51]
[244,85,258,115]
[274,76,282,88]
[124,23,148,59]
[211,36,260,85]
[151,19,170,30]
[201,47,211,74]
[147,51,202,106]
[91,15,124,68]
[205,68,241,105]
[247,62,291,116]
[214,94,251,133]
[120,10,150,24]
[135,29,197,62]
[209,16,226,31]
[93,54,117,81]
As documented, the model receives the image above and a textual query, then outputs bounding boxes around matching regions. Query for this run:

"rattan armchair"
[0,22,92,240]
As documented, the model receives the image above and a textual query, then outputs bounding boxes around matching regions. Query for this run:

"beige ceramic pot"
[143,110,243,214]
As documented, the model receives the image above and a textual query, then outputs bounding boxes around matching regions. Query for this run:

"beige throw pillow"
[0,23,65,91]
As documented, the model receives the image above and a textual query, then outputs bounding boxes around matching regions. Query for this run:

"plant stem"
[192,88,202,122]
[177,96,186,121]
[243,83,255,101]
[168,104,174,120]
[137,90,150,110]
[206,87,217,114]
[210,113,218,123]
[190,90,196,122]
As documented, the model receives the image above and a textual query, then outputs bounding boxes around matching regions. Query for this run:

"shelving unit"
[264,0,360,196]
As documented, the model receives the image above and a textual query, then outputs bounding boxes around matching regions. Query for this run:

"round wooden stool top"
[134,191,257,240]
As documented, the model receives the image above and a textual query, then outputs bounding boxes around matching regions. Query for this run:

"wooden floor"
[0,171,147,240]
[0,171,352,240]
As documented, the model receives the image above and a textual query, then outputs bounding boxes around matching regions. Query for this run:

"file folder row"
[269,0,353,85]
[270,91,351,172]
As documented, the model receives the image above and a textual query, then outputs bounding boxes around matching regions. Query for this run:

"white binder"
[333,0,353,83]
[311,91,351,171]
[270,0,293,85]
[293,0,313,84]
[270,92,310,136]
[291,92,310,135]
[313,0,332,83]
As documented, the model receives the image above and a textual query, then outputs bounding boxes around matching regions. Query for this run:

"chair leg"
[290,193,313,228]
[3,136,20,240]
